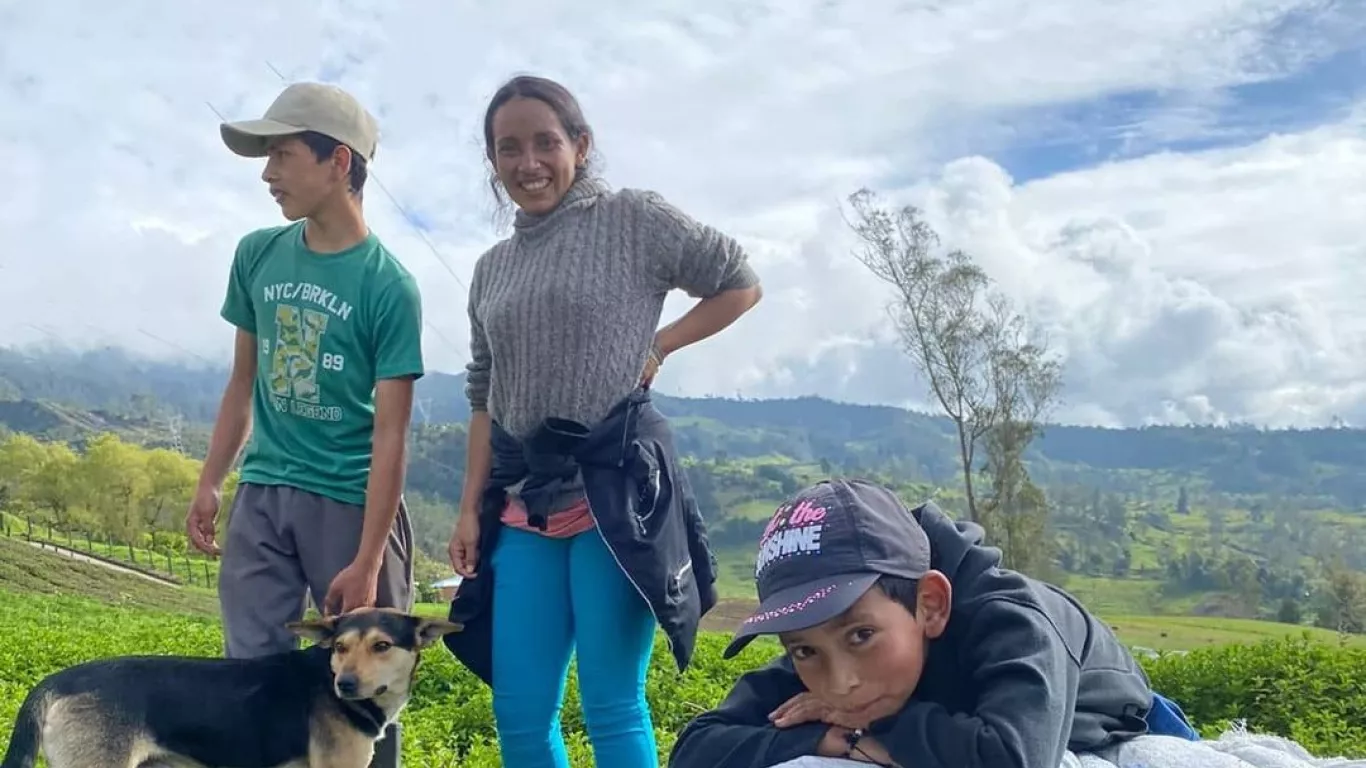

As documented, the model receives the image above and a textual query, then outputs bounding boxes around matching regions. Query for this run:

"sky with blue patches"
[987,34,1366,183]
[1,0,1365,428]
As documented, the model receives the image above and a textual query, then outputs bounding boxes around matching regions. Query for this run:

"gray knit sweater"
[464,176,760,442]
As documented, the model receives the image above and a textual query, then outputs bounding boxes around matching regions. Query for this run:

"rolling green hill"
[7,346,1366,505]
[3,345,1366,628]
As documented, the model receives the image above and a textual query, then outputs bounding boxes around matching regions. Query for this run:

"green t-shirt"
[220,222,424,506]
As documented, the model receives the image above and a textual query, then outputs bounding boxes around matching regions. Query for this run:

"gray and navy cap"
[723,478,931,659]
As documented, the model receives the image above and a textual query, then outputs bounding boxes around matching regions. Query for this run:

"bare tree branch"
[844,187,1064,540]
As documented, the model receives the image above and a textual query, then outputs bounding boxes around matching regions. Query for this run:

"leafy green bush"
[1143,633,1366,758]
[1,590,1363,766]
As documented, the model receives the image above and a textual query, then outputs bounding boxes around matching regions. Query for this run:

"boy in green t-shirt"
[184,82,425,768]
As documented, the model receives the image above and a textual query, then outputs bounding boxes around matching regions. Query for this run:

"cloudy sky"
[2,0,1364,428]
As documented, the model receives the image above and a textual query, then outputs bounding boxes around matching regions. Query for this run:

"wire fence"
[0,514,218,588]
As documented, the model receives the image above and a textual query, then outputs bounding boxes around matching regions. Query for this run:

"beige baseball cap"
[220,82,379,163]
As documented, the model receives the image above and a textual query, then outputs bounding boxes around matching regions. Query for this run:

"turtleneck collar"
[512,175,611,235]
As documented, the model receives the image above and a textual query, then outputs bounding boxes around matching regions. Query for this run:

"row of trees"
[0,431,235,552]
[1041,480,1366,628]
[0,428,471,574]
[1158,543,1366,631]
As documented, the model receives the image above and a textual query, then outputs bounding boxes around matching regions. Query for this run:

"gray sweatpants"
[218,481,415,768]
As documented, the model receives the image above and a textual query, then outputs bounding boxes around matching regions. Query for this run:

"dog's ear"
[412,617,463,648]
[287,616,340,648]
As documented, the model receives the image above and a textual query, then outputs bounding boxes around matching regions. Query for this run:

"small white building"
[430,575,464,602]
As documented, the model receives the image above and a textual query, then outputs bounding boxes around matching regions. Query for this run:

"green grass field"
[6,531,1357,655]
[4,529,1365,765]
[1104,614,1365,652]
[0,585,773,767]
[0,535,220,616]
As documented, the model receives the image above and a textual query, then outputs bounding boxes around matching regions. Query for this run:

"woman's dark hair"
[481,75,598,210]
[298,130,367,196]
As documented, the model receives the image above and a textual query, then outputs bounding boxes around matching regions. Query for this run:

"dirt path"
[26,540,182,588]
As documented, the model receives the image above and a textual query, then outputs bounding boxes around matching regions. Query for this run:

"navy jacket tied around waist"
[442,387,720,685]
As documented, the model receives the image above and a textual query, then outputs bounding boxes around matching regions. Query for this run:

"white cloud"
[0,0,1362,427]
[792,114,1366,428]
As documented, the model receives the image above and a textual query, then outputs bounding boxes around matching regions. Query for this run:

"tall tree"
[78,432,150,541]
[1316,560,1366,635]
[0,432,47,510]
[976,301,1063,575]
[23,440,79,530]
[140,448,200,548]
[845,188,1062,527]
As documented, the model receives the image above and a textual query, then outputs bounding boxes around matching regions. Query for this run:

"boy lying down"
[670,478,1196,768]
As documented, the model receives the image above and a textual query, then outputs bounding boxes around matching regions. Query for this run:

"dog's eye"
[373,641,392,653]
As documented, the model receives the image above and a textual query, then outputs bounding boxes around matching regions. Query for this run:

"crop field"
[3,540,1365,765]
[0,587,784,766]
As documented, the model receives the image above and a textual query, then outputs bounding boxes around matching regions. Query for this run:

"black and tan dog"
[1,607,461,768]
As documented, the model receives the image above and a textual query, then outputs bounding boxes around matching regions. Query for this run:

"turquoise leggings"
[490,525,658,768]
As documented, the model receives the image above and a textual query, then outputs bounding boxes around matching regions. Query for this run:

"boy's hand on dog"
[185,487,222,557]
[768,691,868,730]
[323,559,380,615]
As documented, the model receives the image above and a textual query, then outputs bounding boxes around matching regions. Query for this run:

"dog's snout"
[335,674,359,697]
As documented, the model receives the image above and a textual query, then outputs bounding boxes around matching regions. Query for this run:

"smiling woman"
[483,79,593,217]
[440,74,764,768]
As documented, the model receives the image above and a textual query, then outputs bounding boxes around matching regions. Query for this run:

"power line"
[202,96,468,363]
[138,328,216,366]
[212,67,481,479]
[263,62,471,296]
[12,73,474,375]
[257,61,471,369]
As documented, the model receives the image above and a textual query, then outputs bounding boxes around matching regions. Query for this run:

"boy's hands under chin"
[772,693,896,765]
[769,691,868,730]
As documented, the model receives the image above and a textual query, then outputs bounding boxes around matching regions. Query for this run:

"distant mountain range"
[3,344,1366,508]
